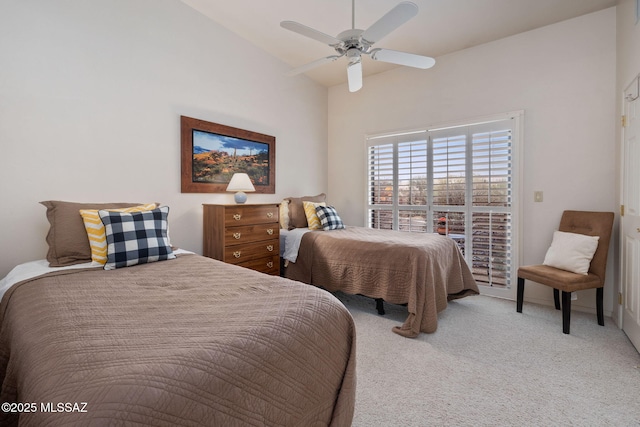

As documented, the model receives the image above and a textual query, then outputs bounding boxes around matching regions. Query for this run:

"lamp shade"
[226,173,255,204]
[226,173,256,192]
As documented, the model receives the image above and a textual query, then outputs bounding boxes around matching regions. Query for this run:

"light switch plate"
[534,191,543,202]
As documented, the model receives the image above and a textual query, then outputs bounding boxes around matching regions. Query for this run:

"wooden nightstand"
[203,204,280,275]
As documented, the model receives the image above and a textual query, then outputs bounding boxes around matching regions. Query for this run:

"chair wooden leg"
[553,289,561,310]
[561,291,571,334]
[597,287,604,326]
[517,277,524,313]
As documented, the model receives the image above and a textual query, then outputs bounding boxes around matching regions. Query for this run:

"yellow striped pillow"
[80,203,157,265]
[303,201,326,230]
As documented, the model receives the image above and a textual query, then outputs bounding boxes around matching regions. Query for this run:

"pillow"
[315,205,346,231]
[286,193,326,229]
[80,203,157,265]
[542,231,599,275]
[41,200,145,267]
[303,201,326,230]
[99,206,175,270]
[279,200,290,229]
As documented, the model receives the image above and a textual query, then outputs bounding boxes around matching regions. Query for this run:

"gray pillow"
[285,193,326,229]
[41,200,144,266]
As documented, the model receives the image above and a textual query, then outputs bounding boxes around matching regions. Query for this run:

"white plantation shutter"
[366,114,519,290]
[367,132,427,230]
[397,140,428,206]
[469,122,513,287]
[367,143,394,206]
[471,125,512,207]
[471,211,511,287]
[397,140,428,232]
[432,133,466,206]
[429,129,467,252]
[367,143,394,229]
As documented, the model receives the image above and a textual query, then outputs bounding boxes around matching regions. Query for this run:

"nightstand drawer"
[225,224,279,244]
[224,240,279,264]
[224,205,278,226]
[237,255,279,275]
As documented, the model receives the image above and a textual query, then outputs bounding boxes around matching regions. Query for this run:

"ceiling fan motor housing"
[335,29,371,57]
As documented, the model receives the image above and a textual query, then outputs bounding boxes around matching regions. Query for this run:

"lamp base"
[234,191,247,204]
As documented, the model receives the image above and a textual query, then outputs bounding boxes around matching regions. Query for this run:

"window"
[366,114,520,290]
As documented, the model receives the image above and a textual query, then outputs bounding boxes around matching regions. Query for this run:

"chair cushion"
[518,265,601,292]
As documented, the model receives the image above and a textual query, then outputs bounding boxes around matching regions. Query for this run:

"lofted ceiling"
[180,0,617,88]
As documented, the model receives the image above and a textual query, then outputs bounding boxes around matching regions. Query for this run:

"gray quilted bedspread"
[285,226,479,338]
[0,254,356,426]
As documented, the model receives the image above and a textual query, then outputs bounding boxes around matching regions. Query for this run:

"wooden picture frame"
[180,116,275,194]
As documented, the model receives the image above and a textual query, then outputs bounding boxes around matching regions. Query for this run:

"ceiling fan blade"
[280,21,342,46]
[286,55,342,76]
[361,1,418,44]
[370,48,435,69]
[347,61,363,92]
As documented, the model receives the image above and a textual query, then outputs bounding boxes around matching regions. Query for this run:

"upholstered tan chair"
[516,210,614,334]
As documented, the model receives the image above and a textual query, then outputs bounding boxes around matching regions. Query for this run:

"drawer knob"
[266,228,274,235]
[233,251,242,258]
[267,245,274,252]
[233,232,241,240]
[233,213,241,221]
[266,212,274,218]
[267,261,274,268]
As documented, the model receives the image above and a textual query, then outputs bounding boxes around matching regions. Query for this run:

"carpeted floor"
[333,292,640,427]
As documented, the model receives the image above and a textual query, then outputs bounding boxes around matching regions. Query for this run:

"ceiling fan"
[281,0,435,92]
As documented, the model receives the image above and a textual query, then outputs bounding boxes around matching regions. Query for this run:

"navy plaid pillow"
[315,205,345,230]
[99,206,175,270]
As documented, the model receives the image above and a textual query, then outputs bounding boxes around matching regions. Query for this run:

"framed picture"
[180,116,275,194]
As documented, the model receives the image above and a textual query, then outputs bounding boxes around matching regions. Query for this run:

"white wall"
[0,0,328,278]
[328,8,617,314]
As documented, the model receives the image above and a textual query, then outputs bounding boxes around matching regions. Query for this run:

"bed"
[0,201,356,426]
[281,226,479,338]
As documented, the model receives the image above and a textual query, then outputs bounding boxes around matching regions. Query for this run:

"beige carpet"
[334,292,640,426]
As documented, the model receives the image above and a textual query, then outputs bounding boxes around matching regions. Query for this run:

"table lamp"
[226,173,255,204]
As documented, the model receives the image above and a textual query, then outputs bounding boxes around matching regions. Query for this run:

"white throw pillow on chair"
[542,231,599,275]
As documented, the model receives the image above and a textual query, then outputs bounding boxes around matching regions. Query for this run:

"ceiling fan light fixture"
[346,47,361,63]
[347,61,363,92]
